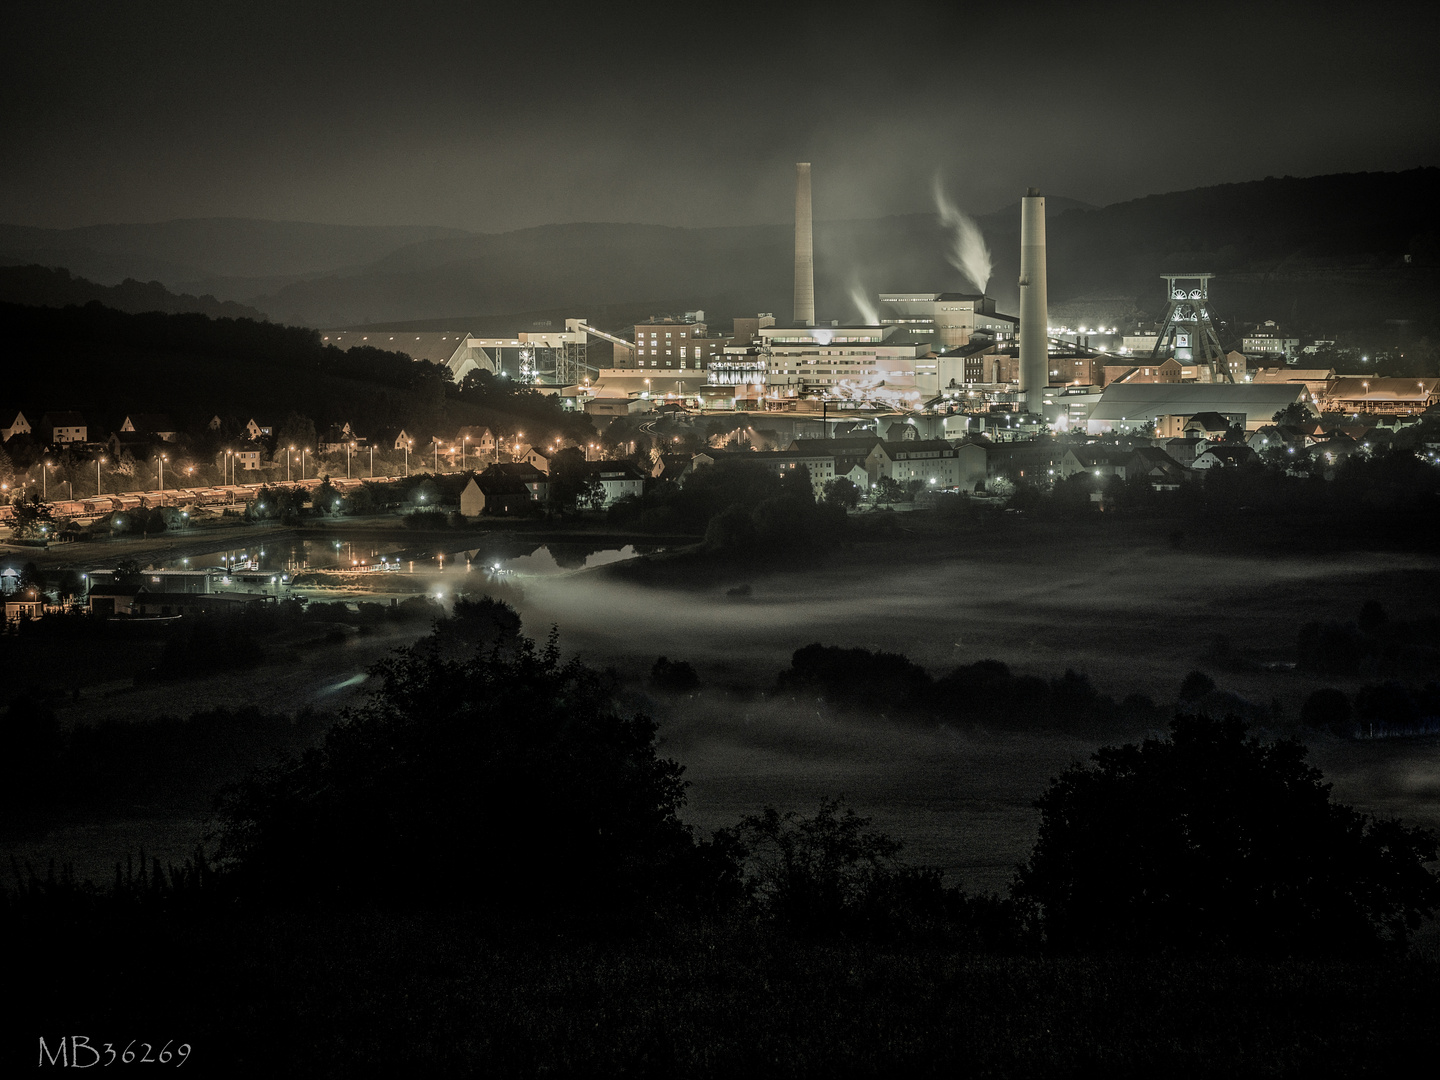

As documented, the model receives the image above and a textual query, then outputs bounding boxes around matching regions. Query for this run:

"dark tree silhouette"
[214,631,729,914]
[1015,715,1440,955]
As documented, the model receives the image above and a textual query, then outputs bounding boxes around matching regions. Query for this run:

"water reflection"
[161,540,647,580]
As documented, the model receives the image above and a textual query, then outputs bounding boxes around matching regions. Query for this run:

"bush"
[403,509,449,530]
[1014,714,1440,955]
[725,799,1016,944]
[776,643,932,713]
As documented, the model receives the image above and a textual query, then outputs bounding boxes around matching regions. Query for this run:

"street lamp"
[369,443,375,478]
[158,453,167,492]
[302,448,310,480]
[347,441,354,479]
[42,460,50,499]
[463,435,470,470]
[96,456,105,497]
[287,445,295,483]
[434,439,440,473]
[404,439,411,477]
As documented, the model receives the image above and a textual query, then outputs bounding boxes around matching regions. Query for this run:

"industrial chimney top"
[1025,187,1042,197]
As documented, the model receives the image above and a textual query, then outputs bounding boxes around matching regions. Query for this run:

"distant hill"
[246,170,1440,333]
[0,265,266,320]
[0,218,473,292]
[8,170,1437,335]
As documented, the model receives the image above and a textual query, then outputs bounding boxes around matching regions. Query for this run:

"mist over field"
[482,539,1440,892]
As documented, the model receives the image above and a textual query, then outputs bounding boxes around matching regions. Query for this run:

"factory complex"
[326,166,1434,450]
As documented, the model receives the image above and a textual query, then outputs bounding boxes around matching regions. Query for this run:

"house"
[374,428,415,452]
[459,477,487,516]
[454,426,496,460]
[519,446,553,473]
[1127,446,1188,488]
[234,448,263,472]
[39,411,87,444]
[318,423,359,454]
[652,453,692,482]
[479,462,548,503]
[1060,445,1134,480]
[783,437,883,479]
[586,461,647,505]
[1192,445,1258,470]
[244,418,274,441]
[1,411,31,441]
[867,440,988,491]
[120,414,178,441]
[1247,425,1310,453]
[1163,438,1202,465]
[1181,412,1239,441]
[4,588,44,621]
[107,430,164,460]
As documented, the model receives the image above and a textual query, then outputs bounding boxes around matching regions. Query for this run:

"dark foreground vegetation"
[5,601,1440,1074]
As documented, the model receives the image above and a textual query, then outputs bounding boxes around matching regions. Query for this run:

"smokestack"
[794,163,815,327]
[1018,187,1048,415]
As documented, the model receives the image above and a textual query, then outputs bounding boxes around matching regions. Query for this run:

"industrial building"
[1319,377,1440,416]
[876,293,1017,349]
[1086,383,1316,434]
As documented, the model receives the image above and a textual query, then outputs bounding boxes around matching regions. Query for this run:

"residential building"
[1192,444,1258,470]
[2,411,32,441]
[479,462,548,503]
[120,414,178,441]
[1242,321,1300,363]
[866,440,988,491]
[39,411,87,444]
[587,461,647,505]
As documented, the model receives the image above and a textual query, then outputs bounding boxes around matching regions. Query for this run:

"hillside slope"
[0,265,266,320]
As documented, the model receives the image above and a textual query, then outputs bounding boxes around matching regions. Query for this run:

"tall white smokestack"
[794,163,815,327]
[1018,187,1048,415]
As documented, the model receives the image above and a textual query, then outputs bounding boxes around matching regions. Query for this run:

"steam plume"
[933,175,992,293]
[849,284,880,325]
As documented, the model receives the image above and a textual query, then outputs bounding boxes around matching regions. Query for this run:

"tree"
[1178,670,1216,701]
[778,463,815,503]
[1014,714,1440,955]
[873,476,904,506]
[9,489,55,539]
[1273,402,1312,427]
[214,631,728,913]
[273,412,318,460]
[822,477,861,509]
[650,656,700,694]
[313,477,342,516]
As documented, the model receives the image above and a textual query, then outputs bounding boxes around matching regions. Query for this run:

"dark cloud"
[2,1,1437,229]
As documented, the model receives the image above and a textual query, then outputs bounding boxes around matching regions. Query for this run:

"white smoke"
[849,284,880,325]
[933,175,992,294]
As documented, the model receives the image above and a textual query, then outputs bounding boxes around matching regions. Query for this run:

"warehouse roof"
[1088,383,1312,427]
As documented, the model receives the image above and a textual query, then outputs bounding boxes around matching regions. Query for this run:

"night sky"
[4,0,1438,230]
